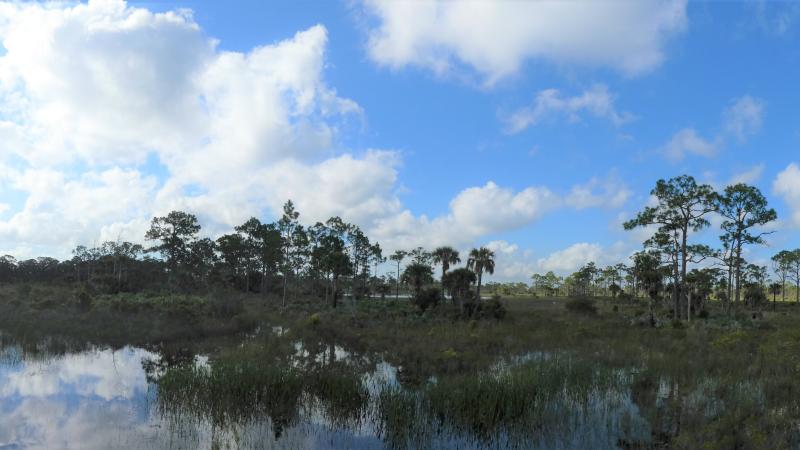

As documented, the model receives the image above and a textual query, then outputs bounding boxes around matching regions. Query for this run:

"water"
[0,335,654,450]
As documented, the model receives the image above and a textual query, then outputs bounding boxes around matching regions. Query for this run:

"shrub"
[413,286,441,312]
[477,297,506,320]
[697,309,710,320]
[307,313,321,327]
[565,297,597,316]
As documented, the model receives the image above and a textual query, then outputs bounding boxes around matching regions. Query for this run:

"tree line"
[528,176,800,322]
[0,200,500,314]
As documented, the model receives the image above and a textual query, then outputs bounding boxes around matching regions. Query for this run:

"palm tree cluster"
[393,245,496,314]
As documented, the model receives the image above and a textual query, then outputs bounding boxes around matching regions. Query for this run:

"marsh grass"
[8,289,800,448]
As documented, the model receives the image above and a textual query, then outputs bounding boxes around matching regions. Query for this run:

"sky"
[0,0,799,281]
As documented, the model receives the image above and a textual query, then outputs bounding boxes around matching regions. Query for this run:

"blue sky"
[0,0,799,280]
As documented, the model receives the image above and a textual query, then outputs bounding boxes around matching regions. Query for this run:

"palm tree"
[442,267,476,313]
[401,262,434,298]
[467,247,495,302]
[389,250,407,300]
[432,246,460,301]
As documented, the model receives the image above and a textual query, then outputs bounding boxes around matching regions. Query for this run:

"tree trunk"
[475,271,483,304]
[332,275,338,308]
[395,261,401,301]
[726,263,733,314]
[734,244,742,305]
[679,227,688,320]
[672,255,679,321]
[782,279,786,303]
[687,288,692,323]
[282,272,288,308]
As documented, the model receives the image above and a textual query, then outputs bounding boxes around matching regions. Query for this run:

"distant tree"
[578,262,599,296]
[769,282,782,310]
[389,250,407,301]
[277,201,307,307]
[216,233,247,287]
[187,238,217,288]
[145,211,201,288]
[0,255,16,284]
[625,175,718,320]
[787,249,800,303]
[716,184,777,306]
[442,267,476,313]
[631,250,664,326]
[401,262,434,299]
[772,250,793,303]
[467,247,495,302]
[409,247,432,265]
[432,246,460,301]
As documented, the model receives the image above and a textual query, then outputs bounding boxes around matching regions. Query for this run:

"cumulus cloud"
[504,85,633,133]
[536,243,604,273]
[0,0,388,256]
[0,0,638,265]
[360,0,688,84]
[774,163,800,226]
[371,182,561,251]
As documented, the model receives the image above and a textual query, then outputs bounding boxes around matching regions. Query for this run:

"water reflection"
[0,334,654,450]
[0,344,157,449]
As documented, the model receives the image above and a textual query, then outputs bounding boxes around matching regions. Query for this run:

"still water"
[0,335,652,450]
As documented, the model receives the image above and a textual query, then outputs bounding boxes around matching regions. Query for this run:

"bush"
[565,297,597,316]
[476,296,506,320]
[307,313,321,327]
[413,287,441,312]
[697,309,710,320]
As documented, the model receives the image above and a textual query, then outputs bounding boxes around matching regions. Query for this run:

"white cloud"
[723,95,764,142]
[774,163,800,226]
[661,128,719,161]
[0,0,645,266]
[371,181,561,251]
[565,175,632,210]
[504,85,633,133]
[485,240,519,256]
[728,163,765,186]
[659,95,765,162]
[537,243,603,273]
[0,0,381,257]
[536,241,631,275]
[360,0,688,85]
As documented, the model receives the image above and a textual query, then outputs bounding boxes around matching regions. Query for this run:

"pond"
[0,333,656,450]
